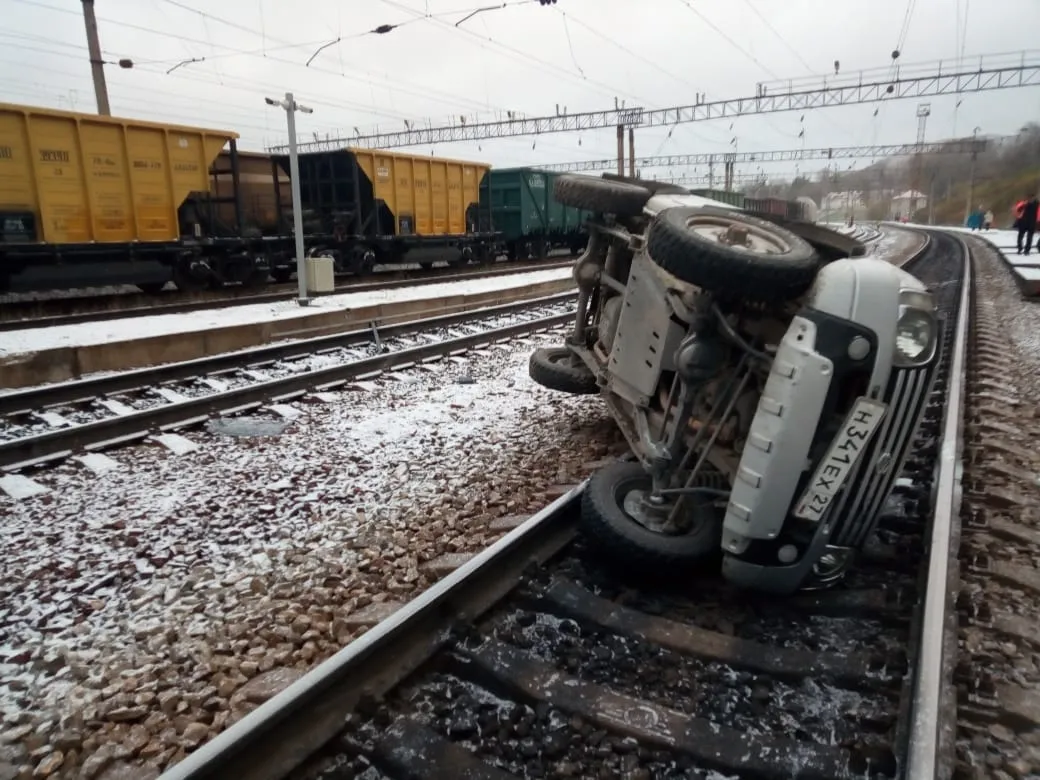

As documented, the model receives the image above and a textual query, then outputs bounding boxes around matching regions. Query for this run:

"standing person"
[984,209,994,230]
[1017,194,1039,255]
[1013,199,1027,232]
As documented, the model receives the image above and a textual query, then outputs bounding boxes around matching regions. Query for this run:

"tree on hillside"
[733,124,1040,226]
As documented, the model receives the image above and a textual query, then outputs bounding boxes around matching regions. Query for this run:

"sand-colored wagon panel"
[0,101,237,245]
[348,148,490,236]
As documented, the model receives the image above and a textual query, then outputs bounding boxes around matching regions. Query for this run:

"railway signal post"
[266,92,314,306]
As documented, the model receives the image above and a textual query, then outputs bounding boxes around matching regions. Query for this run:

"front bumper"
[721,308,940,594]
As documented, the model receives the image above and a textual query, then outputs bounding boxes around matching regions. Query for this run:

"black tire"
[553,174,651,218]
[645,206,820,303]
[528,347,598,395]
[601,172,689,196]
[580,460,722,575]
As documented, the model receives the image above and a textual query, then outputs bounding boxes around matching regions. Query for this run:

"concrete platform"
[0,267,576,388]
[940,226,1040,297]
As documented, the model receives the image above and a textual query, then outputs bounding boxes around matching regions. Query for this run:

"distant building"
[820,191,866,222]
[890,190,928,220]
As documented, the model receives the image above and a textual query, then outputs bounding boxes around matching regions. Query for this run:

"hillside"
[735,123,1040,228]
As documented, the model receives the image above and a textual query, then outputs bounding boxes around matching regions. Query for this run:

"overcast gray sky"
[3,0,1039,181]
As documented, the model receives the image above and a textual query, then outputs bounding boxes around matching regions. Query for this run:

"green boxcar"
[689,188,747,210]
[478,167,590,259]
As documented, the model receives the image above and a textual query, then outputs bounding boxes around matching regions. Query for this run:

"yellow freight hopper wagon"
[0,102,262,293]
[269,146,500,273]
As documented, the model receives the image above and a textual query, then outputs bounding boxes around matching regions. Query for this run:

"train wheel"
[349,247,376,275]
[242,267,269,289]
[172,265,207,293]
[329,251,350,275]
[271,268,293,284]
[420,262,434,271]
[136,283,167,295]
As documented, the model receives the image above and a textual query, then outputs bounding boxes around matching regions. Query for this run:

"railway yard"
[0,214,1033,780]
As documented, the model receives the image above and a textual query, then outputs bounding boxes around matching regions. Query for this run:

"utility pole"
[616,124,624,176]
[628,127,635,178]
[81,0,110,115]
[928,170,936,226]
[266,92,314,306]
[909,103,930,218]
[965,126,981,225]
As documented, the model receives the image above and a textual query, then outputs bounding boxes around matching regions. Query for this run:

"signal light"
[538,0,557,5]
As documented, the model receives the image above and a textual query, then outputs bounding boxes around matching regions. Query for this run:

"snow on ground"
[0,334,627,779]
[867,225,926,264]
[936,227,1040,283]
[0,266,574,358]
[941,226,1024,253]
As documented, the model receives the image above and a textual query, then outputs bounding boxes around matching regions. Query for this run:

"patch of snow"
[152,432,200,455]
[0,266,574,358]
[865,225,926,265]
[0,332,626,776]
[0,474,49,499]
[74,453,120,475]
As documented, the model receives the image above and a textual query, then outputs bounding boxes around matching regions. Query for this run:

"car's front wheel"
[580,460,724,576]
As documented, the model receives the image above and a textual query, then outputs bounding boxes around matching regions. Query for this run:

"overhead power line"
[541,140,989,172]
[273,51,1040,152]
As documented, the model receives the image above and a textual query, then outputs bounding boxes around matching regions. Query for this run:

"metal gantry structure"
[660,170,904,187]
[271,51,1040,153]
[539,139,988,173]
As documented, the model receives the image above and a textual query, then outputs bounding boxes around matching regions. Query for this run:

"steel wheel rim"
[546,349,581,368]
[683,215,792,256]
[618,482,704,538]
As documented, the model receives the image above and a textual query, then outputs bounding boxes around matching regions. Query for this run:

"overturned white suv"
[530,173,939,594]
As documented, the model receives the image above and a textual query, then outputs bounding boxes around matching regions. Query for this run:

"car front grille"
[830,359,938,548]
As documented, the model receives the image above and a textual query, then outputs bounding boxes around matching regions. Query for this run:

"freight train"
[0,101,815,295]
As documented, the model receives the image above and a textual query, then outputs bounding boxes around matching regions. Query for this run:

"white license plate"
[793,396,888,522]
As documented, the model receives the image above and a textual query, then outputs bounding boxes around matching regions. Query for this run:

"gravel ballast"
[956,235,1040,779]
[0,332,627,779]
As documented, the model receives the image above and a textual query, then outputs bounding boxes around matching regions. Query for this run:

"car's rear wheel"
[646,206,820,303]
[528,347,598,395]
[553,174,652,218]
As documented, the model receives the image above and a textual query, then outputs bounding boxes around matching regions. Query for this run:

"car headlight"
[894,290,937,366]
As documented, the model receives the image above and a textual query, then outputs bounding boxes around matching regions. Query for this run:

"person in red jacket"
[1017,194,1039,255]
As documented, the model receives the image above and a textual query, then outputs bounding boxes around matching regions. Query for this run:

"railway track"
[0,257,574,332]
[150,229,969,780]
[0,293,577,475]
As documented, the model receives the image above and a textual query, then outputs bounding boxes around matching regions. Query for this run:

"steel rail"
[905,234,971,779]
[156,485,586,780]
[0,259,575,332]
[0,307,574,471]
[0,291,578,416]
